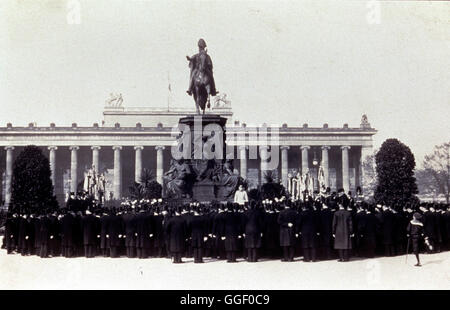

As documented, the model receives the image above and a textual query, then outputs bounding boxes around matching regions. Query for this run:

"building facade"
[0,102,376,207]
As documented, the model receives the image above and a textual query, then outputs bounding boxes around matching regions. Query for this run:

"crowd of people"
[2,189,449,267]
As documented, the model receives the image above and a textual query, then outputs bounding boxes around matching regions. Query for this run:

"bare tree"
[421,142,450,203]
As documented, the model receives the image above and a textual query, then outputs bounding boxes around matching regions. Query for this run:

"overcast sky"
[0,0,449,166]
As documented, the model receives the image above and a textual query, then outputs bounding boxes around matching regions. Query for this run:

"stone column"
[155,146,165,185]
[134,146,144,183]
[341,146,351,193]
[4,146,14,207]
[48,146,58,188]
[239,145,247,180]
[113,146,122,199]
[321,146,330,188]
[91,146,101,174]
[300,146,310,174]
[281,146,289,189]
[69,146,79,194]
[360,145,374,194]
[260,145,269,183]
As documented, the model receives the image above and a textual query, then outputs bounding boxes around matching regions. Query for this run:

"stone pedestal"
[166,114,237,202]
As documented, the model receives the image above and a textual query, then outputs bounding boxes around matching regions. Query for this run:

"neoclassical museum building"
[0,99,376,207]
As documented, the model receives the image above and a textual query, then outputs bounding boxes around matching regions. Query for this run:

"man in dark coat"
[393,209,407,255]
[182,208,194,258]
[439,206,449,251]
[60,211,76,257]
[81,209,98,258]
[298,204,319,262]
[163,210,171,258]
[152,209,166,257]
[39,214,51,258]
[332,203,353,262]
[445,206,450,250]
[165,209,187,263]
[358,207,378,258]
[188,209,208,263]
[244,203,264,262]
[136,209,153,259]
[73,211,84,257]
[222,206,242,263]
[430,205,442,253]
[202,209,215,258]
[319,203,334,260]
[262,206,280,259]
[122,209,137,258]
[237,206,248,259]
[212,206,226,259]
[108,210,124,258]
[18,214,30,256]
[5,213,19,254]
[32,214,41,256]
[421,205,435,253]
[354,206,366,257]
[48,212,61,257]
[380,206,395,256]
[277,203,298,262]
[99,211,111,257]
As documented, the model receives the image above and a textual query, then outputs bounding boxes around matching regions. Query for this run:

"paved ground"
[1,246,448,290]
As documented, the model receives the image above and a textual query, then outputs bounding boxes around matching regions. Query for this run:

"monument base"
[192,180,234,203]
[164,113,239,204]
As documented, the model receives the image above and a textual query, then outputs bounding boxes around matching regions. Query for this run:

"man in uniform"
[5,212,19,254]
[82,209,98,258]
[421,205,435,253]
[188,207,208,263]
[165,208,187,263]
[33,213,42,256]
[48,211,61,257]
[222,203,242,263]
[18,213,30,256]
[108,209,124,258]
[186,38,218,97]
[100,210,111,257]
[430,205,443,253]
[380,205,395,256]
[332,203,353,262]
[152,207,166,258]
[358,205,378,258]
[262,203,280,259]
[60,210,76,257]
[122,207,137,258]
[243,201,264,262]
[278,202,298,262]
[39,213,51,258]
[212,204,226,259]
[136,207,153,259]
[297,202,319,262]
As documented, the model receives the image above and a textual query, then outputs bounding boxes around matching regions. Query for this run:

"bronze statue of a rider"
[186,39,218,100]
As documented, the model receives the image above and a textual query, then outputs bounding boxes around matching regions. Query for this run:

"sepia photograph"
[0,0,449,298]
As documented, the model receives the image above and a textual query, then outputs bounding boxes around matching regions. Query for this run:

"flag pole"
[167,71,171,112]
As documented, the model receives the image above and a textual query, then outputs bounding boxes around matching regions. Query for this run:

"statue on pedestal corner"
[163,159,195,199]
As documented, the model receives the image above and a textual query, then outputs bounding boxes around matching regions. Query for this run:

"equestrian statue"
[186,39,218,114]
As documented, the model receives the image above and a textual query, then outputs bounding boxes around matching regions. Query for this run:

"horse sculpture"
[192,68,211,115]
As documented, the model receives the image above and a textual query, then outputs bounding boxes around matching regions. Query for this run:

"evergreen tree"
[374,139,419,209]
[261,170,286,200]
[10,145,58,213]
